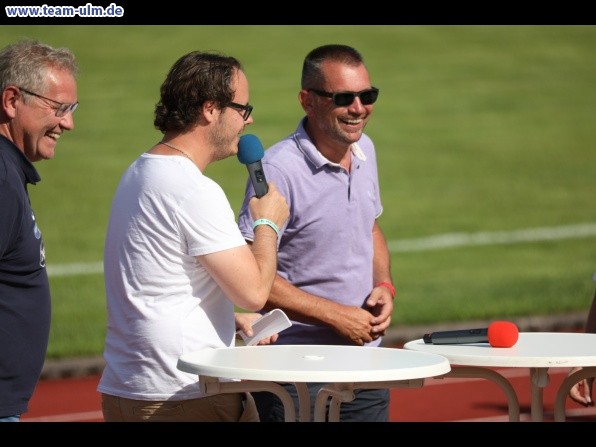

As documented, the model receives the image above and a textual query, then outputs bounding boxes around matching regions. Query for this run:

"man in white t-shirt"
[97,51,289,422]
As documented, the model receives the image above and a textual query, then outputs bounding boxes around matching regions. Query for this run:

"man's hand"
[330,295,392,346]
[568,367,595,407]
[365,285,394,338]
[234,312,280,345]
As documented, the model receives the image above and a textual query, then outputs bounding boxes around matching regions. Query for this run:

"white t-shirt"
[98,154,246,400]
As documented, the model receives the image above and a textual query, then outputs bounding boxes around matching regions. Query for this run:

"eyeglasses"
[18,87,79,117]
[308,87,379,107]
[226,101,253,121]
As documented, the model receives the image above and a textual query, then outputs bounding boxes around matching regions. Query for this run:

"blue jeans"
[253,383,389,422]
[0,415,20,422]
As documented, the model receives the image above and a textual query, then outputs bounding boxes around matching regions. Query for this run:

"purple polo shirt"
[238,118,383,346]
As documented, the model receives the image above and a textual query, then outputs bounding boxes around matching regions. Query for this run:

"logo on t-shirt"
[39,240,46,268]
[31,212,45,267]
[32,211,41,239]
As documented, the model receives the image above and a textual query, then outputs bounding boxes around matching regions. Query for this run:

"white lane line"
[389,222,596,252]
[47,261,103,277]
[46,222,596,278]
[22,410,104,422]
[455,406,596,422]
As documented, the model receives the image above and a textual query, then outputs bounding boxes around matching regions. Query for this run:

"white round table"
[178,344,451,422]
[404,332,596,421]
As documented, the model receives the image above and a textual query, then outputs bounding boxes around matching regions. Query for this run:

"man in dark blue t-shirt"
[0,40,79,422]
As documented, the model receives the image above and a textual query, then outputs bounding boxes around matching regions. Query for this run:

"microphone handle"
[247,162,268,198]
[425,328,489,345]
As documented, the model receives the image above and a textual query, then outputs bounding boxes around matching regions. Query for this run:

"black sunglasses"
[308,87,379,107]
[226,102,253,121]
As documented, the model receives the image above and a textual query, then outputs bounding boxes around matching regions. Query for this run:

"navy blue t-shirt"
[0,135,51,417]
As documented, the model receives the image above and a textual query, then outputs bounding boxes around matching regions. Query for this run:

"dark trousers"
[253,383,389,422]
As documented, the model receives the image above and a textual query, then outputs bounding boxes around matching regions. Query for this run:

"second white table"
[404,332,596,421]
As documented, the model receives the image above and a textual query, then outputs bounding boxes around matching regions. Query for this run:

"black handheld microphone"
[237,134,268,198]
[423,321,519,348]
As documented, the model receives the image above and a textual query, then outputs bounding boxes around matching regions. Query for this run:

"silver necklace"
[160,141,193,161]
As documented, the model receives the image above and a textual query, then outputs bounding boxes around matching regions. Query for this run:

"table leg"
[553,366,596,422]
[315,383,355,422]
[529,367,549,422]
[199,375,298,422]
[439,367,521,422]
[315,379,425,422]
[293,382,311,422]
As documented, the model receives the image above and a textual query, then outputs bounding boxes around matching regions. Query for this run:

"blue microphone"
[238,134,268,198]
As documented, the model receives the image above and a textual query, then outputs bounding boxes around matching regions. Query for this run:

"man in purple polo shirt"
[238,44,395,422]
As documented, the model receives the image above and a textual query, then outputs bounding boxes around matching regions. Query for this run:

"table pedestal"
[437,366,521,421]
[315,379,425,422]
[199,375,306,422]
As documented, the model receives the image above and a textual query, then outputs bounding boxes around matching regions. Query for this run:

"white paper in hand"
[237,309,292,346]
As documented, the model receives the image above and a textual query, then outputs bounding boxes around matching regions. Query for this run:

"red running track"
[21,367,596,423]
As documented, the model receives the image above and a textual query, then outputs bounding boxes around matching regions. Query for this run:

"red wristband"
[376,282,396,299]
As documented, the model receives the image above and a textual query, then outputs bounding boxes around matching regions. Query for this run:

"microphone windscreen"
[237,134,264,165]
[487,321,519,347]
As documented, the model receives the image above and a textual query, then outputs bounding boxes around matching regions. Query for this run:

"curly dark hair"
[154,51,242,133]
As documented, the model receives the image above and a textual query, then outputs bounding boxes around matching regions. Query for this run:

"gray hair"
[0,39,78,94]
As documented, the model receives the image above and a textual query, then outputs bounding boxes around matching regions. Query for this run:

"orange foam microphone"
[423,321,519,348]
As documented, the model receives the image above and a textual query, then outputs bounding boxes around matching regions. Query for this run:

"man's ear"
[2,86,21,119]
[201,100,218,123]
[298,89,312,114]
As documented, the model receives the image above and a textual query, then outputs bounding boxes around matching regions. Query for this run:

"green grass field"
[1,26,595,358]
